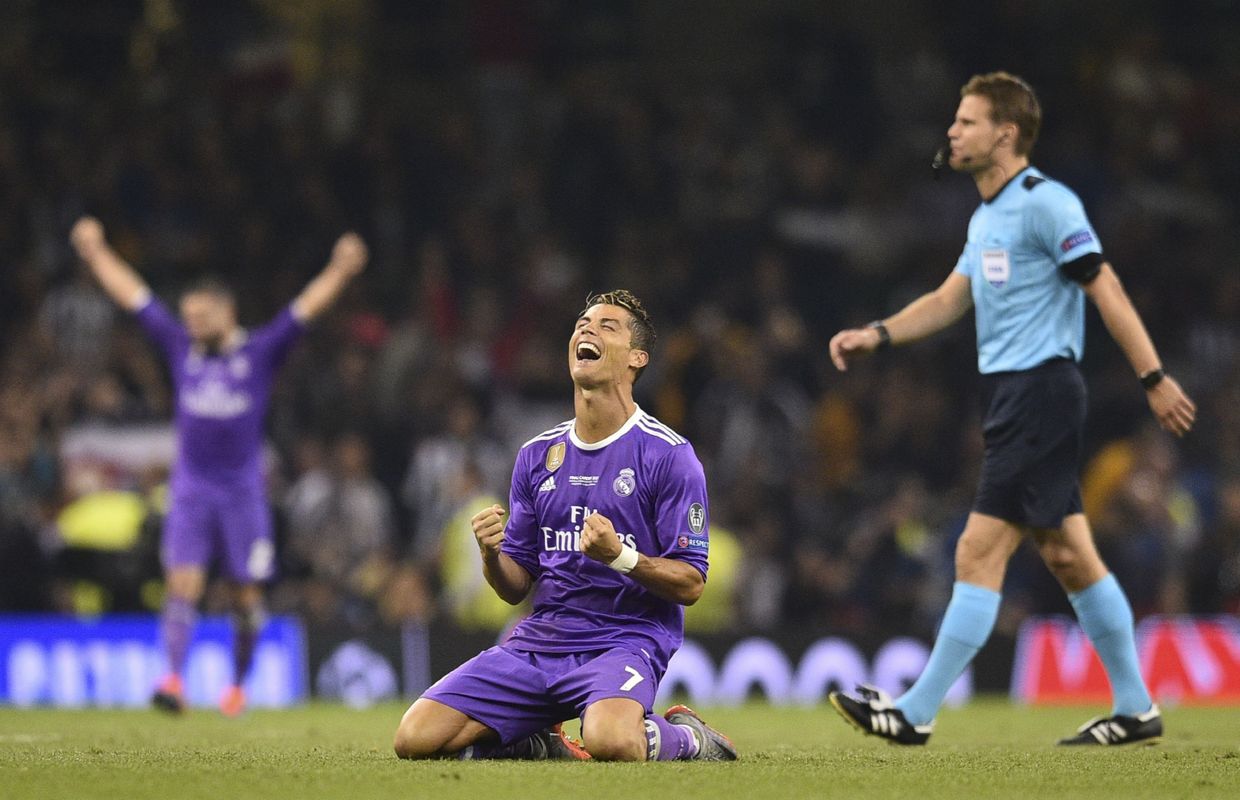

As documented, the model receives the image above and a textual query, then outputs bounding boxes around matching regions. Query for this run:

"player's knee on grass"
[393,700,484,760]
[393,721,468,760]
[392,719,436,760]
[581,715,646,761]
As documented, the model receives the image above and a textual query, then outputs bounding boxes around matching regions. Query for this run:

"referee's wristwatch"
[866,320,892,350]
[1140,367,1166,390]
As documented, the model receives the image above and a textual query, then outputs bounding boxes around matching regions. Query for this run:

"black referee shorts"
[973,357,1086,529]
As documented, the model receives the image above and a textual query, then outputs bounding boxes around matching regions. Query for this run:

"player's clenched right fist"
[70,216,106,258]
[471,504,507,558]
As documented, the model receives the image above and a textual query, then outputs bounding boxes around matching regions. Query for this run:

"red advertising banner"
[1012,616,1240,705]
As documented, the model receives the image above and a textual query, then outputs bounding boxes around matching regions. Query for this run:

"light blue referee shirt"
[953,166,1104,374]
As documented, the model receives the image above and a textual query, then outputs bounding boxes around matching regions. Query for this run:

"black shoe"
[151,689,185,715]
[1057,705,1163,745]
[828,684,933,746]
[460,724,591,760]
[664,705,738,761]
[537,724,591,760]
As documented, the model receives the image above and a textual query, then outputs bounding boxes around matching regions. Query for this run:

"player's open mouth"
[575,342,602,361]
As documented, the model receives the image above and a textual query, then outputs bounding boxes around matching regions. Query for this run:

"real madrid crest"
[545,442,565,473]
[613,467,636,497]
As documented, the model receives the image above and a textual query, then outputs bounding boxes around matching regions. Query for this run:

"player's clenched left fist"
[580,512,623,564]
[472,504,507,558]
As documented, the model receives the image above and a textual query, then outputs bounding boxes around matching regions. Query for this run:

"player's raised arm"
[579,512,705,605]
[69,216,151,311]
[829,270,973,371]
[472,504,533,604]
[1083,262,1196,437]
[290,232,368,323]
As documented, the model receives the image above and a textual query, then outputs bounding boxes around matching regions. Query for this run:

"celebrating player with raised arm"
[392,290,736,762]
[69,216,367,716]
[826,73,1195,746]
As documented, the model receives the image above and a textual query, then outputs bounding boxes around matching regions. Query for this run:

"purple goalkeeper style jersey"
[135,297,303,488]
[501,405,710,678]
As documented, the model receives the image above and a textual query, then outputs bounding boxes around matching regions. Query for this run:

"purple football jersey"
[135,297,303,487]
[501,406,710,678]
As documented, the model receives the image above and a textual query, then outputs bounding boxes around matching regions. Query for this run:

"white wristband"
[607,544,639,574]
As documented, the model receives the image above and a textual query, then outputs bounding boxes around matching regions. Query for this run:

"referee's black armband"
[1060,252,1105,285]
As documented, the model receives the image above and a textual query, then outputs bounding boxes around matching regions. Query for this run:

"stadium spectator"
[281,433,399,629]
[401,393,510,559]
[432,459,519,631]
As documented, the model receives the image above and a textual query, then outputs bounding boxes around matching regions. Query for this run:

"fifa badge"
[545,442,566,473]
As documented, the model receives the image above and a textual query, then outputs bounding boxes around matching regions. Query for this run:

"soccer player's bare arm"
[829,271,972,370]
[291,232,368,323]
[471,504,533,604]
[69,216,150,311]
[1084,262,1196,436]
[580,512,704,605]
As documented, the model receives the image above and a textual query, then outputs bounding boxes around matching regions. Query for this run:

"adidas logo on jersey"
[539,476,557,493]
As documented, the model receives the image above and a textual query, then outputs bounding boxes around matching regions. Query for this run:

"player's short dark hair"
[582,289,656,383]
[961,71,1042,156]
[181,275,235,305]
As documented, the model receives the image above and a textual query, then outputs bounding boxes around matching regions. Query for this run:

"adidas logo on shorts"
[539,476,556,493]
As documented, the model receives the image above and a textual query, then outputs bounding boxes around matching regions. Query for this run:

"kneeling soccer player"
[392,291,736,762]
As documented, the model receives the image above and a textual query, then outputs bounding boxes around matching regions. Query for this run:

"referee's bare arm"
[829,271,973,371]
[472,504,533,604]
[1084,263,1196,436]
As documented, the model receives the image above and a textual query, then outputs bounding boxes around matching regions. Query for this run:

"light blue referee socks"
[1068,573,1152,717]
[896,581,1001,726]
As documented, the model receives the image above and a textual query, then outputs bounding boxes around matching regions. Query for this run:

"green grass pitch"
[2,699,1238,800]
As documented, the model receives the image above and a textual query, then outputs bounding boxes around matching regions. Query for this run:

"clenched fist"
[579,512,623,564]
[471,504,507,558]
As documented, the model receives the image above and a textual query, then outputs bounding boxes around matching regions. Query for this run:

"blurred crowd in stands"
[2,1,1238,639]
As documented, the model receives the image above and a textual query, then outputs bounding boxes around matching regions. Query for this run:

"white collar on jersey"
[569,404,642,451]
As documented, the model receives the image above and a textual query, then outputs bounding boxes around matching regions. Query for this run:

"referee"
[826,72,1196,746]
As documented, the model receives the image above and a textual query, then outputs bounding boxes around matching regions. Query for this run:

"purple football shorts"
[162,481,274,581]
[421,645,660,744]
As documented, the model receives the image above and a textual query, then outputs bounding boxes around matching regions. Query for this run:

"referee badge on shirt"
[545,443,565,472]
[982,248,1011,288]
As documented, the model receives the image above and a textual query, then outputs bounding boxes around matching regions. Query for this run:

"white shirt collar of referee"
[569,404,642,451]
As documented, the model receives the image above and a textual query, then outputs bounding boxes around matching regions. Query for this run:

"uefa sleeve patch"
[687,503,706,534]
[1060,230,1094,253]
[677,534,709,552]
